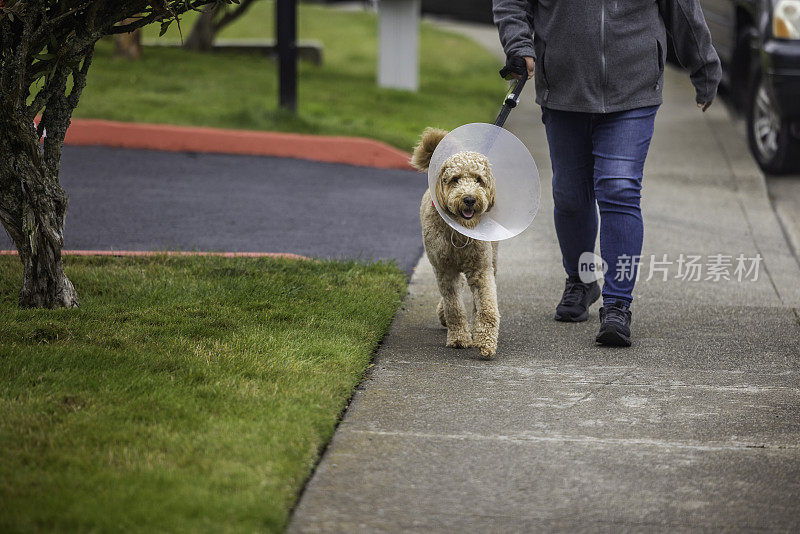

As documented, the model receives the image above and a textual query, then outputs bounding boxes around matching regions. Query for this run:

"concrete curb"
[59,118,413,170]
[0,250,309,260]
[707,106,800,309]
[773,200,800,260]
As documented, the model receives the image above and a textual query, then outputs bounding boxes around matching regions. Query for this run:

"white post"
[377,0,420,91]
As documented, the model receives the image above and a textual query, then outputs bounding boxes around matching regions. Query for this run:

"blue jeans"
[541,105,659,306]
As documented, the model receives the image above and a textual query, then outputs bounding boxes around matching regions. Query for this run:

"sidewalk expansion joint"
[346,428,800,452]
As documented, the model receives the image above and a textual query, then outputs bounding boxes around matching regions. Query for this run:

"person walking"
[493,0,721,346]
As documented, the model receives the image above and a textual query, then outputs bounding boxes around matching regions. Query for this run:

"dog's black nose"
[463,196,476,207]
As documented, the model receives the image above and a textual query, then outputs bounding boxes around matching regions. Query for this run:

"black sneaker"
[596,302,632,347]
[554,277,601,322]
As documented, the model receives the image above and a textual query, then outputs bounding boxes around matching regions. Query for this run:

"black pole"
[277,0,297,112]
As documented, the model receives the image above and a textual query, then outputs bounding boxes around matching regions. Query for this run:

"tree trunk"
[114,25,142,59]
[184,4,219,52]
[0,110,79,308]
[17,232,78,308]
[184,0,257,52]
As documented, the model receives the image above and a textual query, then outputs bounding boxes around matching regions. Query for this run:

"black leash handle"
[493,75,527,128]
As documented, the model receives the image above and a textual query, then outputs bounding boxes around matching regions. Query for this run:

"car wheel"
[747,72,800,174]
[731,28,756,112]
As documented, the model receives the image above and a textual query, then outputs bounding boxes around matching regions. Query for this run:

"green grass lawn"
[72,1,504,150]
[0,255,405,532]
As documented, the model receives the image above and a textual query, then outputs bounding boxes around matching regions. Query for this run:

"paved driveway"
[0,146,427,274]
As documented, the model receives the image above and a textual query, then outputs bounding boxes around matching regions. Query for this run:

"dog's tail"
[410,127,448,171]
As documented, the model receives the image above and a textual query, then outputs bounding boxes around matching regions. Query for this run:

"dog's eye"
[475,176,483,185]
[451,176,459,184]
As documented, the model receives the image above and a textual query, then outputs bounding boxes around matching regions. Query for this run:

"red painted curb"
[62,119,414,170]
[0,250,309,260]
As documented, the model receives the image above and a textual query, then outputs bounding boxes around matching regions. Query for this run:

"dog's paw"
[472,326,498,360]
[446,329,472,349]
[479,346,495,359]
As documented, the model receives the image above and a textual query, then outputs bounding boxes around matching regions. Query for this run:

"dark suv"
[699,0,800,173]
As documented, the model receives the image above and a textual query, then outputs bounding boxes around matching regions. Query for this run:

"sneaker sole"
[554,310,589,322]
[595,327,631,347]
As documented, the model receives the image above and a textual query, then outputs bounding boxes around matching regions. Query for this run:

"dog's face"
[435,151,495,229]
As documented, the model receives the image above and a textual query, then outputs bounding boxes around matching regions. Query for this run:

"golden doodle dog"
[411,127,499,359]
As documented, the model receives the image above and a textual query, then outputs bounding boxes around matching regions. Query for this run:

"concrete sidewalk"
[289,32,800,532]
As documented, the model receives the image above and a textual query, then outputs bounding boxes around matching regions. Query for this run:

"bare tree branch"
[108,0,212,34]
[213,0,256,32]
[31,1,93,41]
[66,48,93,110]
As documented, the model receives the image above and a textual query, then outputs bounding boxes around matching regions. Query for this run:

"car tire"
[746,70,800,174]
[731,28,756,112]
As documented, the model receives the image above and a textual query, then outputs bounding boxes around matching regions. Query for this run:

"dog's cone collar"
[428,123,540,241]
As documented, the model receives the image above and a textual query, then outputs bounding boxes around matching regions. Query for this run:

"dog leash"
[479,74,529,153]
[494,74,528,128]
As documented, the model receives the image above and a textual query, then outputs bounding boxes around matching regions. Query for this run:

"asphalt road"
[0,146,427,274]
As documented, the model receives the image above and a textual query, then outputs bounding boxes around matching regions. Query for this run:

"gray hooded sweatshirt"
[492,0,722,113]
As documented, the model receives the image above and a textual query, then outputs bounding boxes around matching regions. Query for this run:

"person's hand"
[511,57,535,80]
[697,101,712,112]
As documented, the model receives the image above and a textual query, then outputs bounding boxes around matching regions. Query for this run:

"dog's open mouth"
[460,209,475,220]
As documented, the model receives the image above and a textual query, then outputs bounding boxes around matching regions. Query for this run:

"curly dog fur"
[412,127,500,359]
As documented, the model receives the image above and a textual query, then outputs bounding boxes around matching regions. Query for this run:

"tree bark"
[0,108,78,308]
[17,232,79,309]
